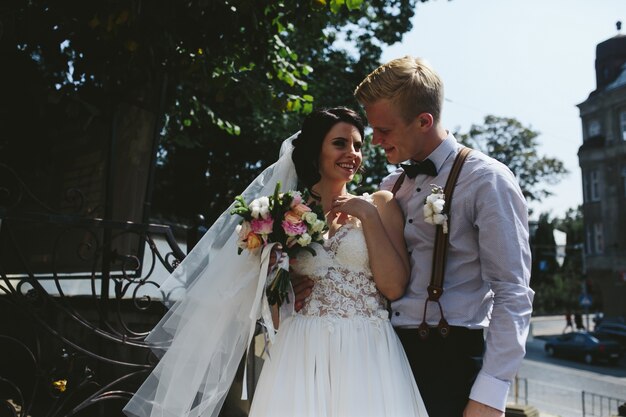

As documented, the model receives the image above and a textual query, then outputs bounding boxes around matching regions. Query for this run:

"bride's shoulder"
[367,190,395,205]
[363,191,403,222]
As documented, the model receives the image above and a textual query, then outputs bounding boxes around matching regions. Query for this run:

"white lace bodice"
[292,217,389,321]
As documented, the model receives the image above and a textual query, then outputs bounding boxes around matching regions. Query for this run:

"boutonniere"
[424,184,448,234]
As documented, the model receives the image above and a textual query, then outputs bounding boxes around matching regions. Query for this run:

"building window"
[583,170,600,202]
[588,119,601,138]
[620,111,626,141]
[594,223,604,254]
[585,226,593,255]
[586,223,605,255]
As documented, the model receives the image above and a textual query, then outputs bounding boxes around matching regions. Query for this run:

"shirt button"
[408,219,413,224]
[395,312,400,316]
[416,187,421,192]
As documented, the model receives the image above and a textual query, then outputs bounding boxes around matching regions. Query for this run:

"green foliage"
[556,205,584,271]
[457,116,576,314]
[530,207,586,315]
[458,115,568,202]
[1,0,422,223]
[531,213,559,285]
[531,271,581,315]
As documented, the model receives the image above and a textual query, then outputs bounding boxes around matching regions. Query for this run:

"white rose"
[303,212,318,225]
[311,219,326,233]
[297,233,312,246]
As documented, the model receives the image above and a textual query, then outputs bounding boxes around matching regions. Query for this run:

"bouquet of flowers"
[230,182,327,307]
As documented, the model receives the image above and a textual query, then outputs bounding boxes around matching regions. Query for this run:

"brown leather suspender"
[392,147,472,339]
[391,172,406,195]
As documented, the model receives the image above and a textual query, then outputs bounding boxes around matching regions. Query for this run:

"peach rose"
[292,203,312,217]
[284,210,302,224]
[246,232,262,250]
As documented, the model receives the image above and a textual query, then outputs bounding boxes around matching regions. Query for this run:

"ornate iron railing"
[0,163,256,416]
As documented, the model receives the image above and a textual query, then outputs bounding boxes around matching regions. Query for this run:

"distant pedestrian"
[563,311,573,333]
[574,312,585,331]
[593,311,604,330]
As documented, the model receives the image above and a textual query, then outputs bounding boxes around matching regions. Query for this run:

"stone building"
[577,22,626,317]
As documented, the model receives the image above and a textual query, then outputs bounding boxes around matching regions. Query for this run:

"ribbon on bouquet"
[242,242,294,400]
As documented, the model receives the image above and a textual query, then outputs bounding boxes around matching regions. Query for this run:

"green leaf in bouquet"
[270,181,282,217]
[266,268,291,307]
[230,195,252,218]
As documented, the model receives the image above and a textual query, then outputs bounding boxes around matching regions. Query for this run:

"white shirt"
[380,133,534,412]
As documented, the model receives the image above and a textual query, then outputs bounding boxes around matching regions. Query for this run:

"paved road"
[512,315,626,417]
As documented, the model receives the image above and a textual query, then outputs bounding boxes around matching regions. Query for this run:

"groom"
[351,56,534,417]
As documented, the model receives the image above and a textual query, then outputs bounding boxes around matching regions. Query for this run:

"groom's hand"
[291,273,314,312]
[464,400,504,417]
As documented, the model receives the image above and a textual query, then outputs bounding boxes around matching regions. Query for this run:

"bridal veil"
[123,134,299,417]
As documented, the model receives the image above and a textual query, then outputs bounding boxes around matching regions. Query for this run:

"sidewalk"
[525,316,578,417]
[529,314,594,339]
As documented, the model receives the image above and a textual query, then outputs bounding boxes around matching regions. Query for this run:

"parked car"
[544,332,622,365]
[595,322,626,348]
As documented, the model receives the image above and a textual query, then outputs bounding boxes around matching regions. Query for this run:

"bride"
[124,107,428,417]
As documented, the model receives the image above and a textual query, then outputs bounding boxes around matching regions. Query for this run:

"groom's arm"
[464,400,504,417]
[467,164,534,413]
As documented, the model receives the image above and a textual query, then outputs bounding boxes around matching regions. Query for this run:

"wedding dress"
[248,213,428,417]
[123,136,427,417]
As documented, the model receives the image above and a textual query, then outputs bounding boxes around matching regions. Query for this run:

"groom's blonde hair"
[354,56,444,124]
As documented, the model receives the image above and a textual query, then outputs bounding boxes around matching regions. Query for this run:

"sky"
[380,0,624,219]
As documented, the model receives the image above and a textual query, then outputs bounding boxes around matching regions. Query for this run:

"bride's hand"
[330,195,376,221]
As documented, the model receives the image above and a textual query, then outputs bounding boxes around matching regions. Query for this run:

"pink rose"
[282,220,307,237]
[290,193,303,207]
[250,217,274,235]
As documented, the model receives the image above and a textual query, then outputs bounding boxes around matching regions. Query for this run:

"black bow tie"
[401,159,437,178]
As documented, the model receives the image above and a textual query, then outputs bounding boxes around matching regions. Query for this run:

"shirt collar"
[425,132,457,173]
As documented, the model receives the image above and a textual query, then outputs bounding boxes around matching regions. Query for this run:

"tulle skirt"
[248,314,428,417]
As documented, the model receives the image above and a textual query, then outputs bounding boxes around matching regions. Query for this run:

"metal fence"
[509,377,626,417]
[582,391,626,417]
[0,218,185,415]
[0,163,185,416]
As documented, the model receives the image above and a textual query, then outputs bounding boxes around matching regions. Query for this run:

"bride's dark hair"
[291,107,365,197]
